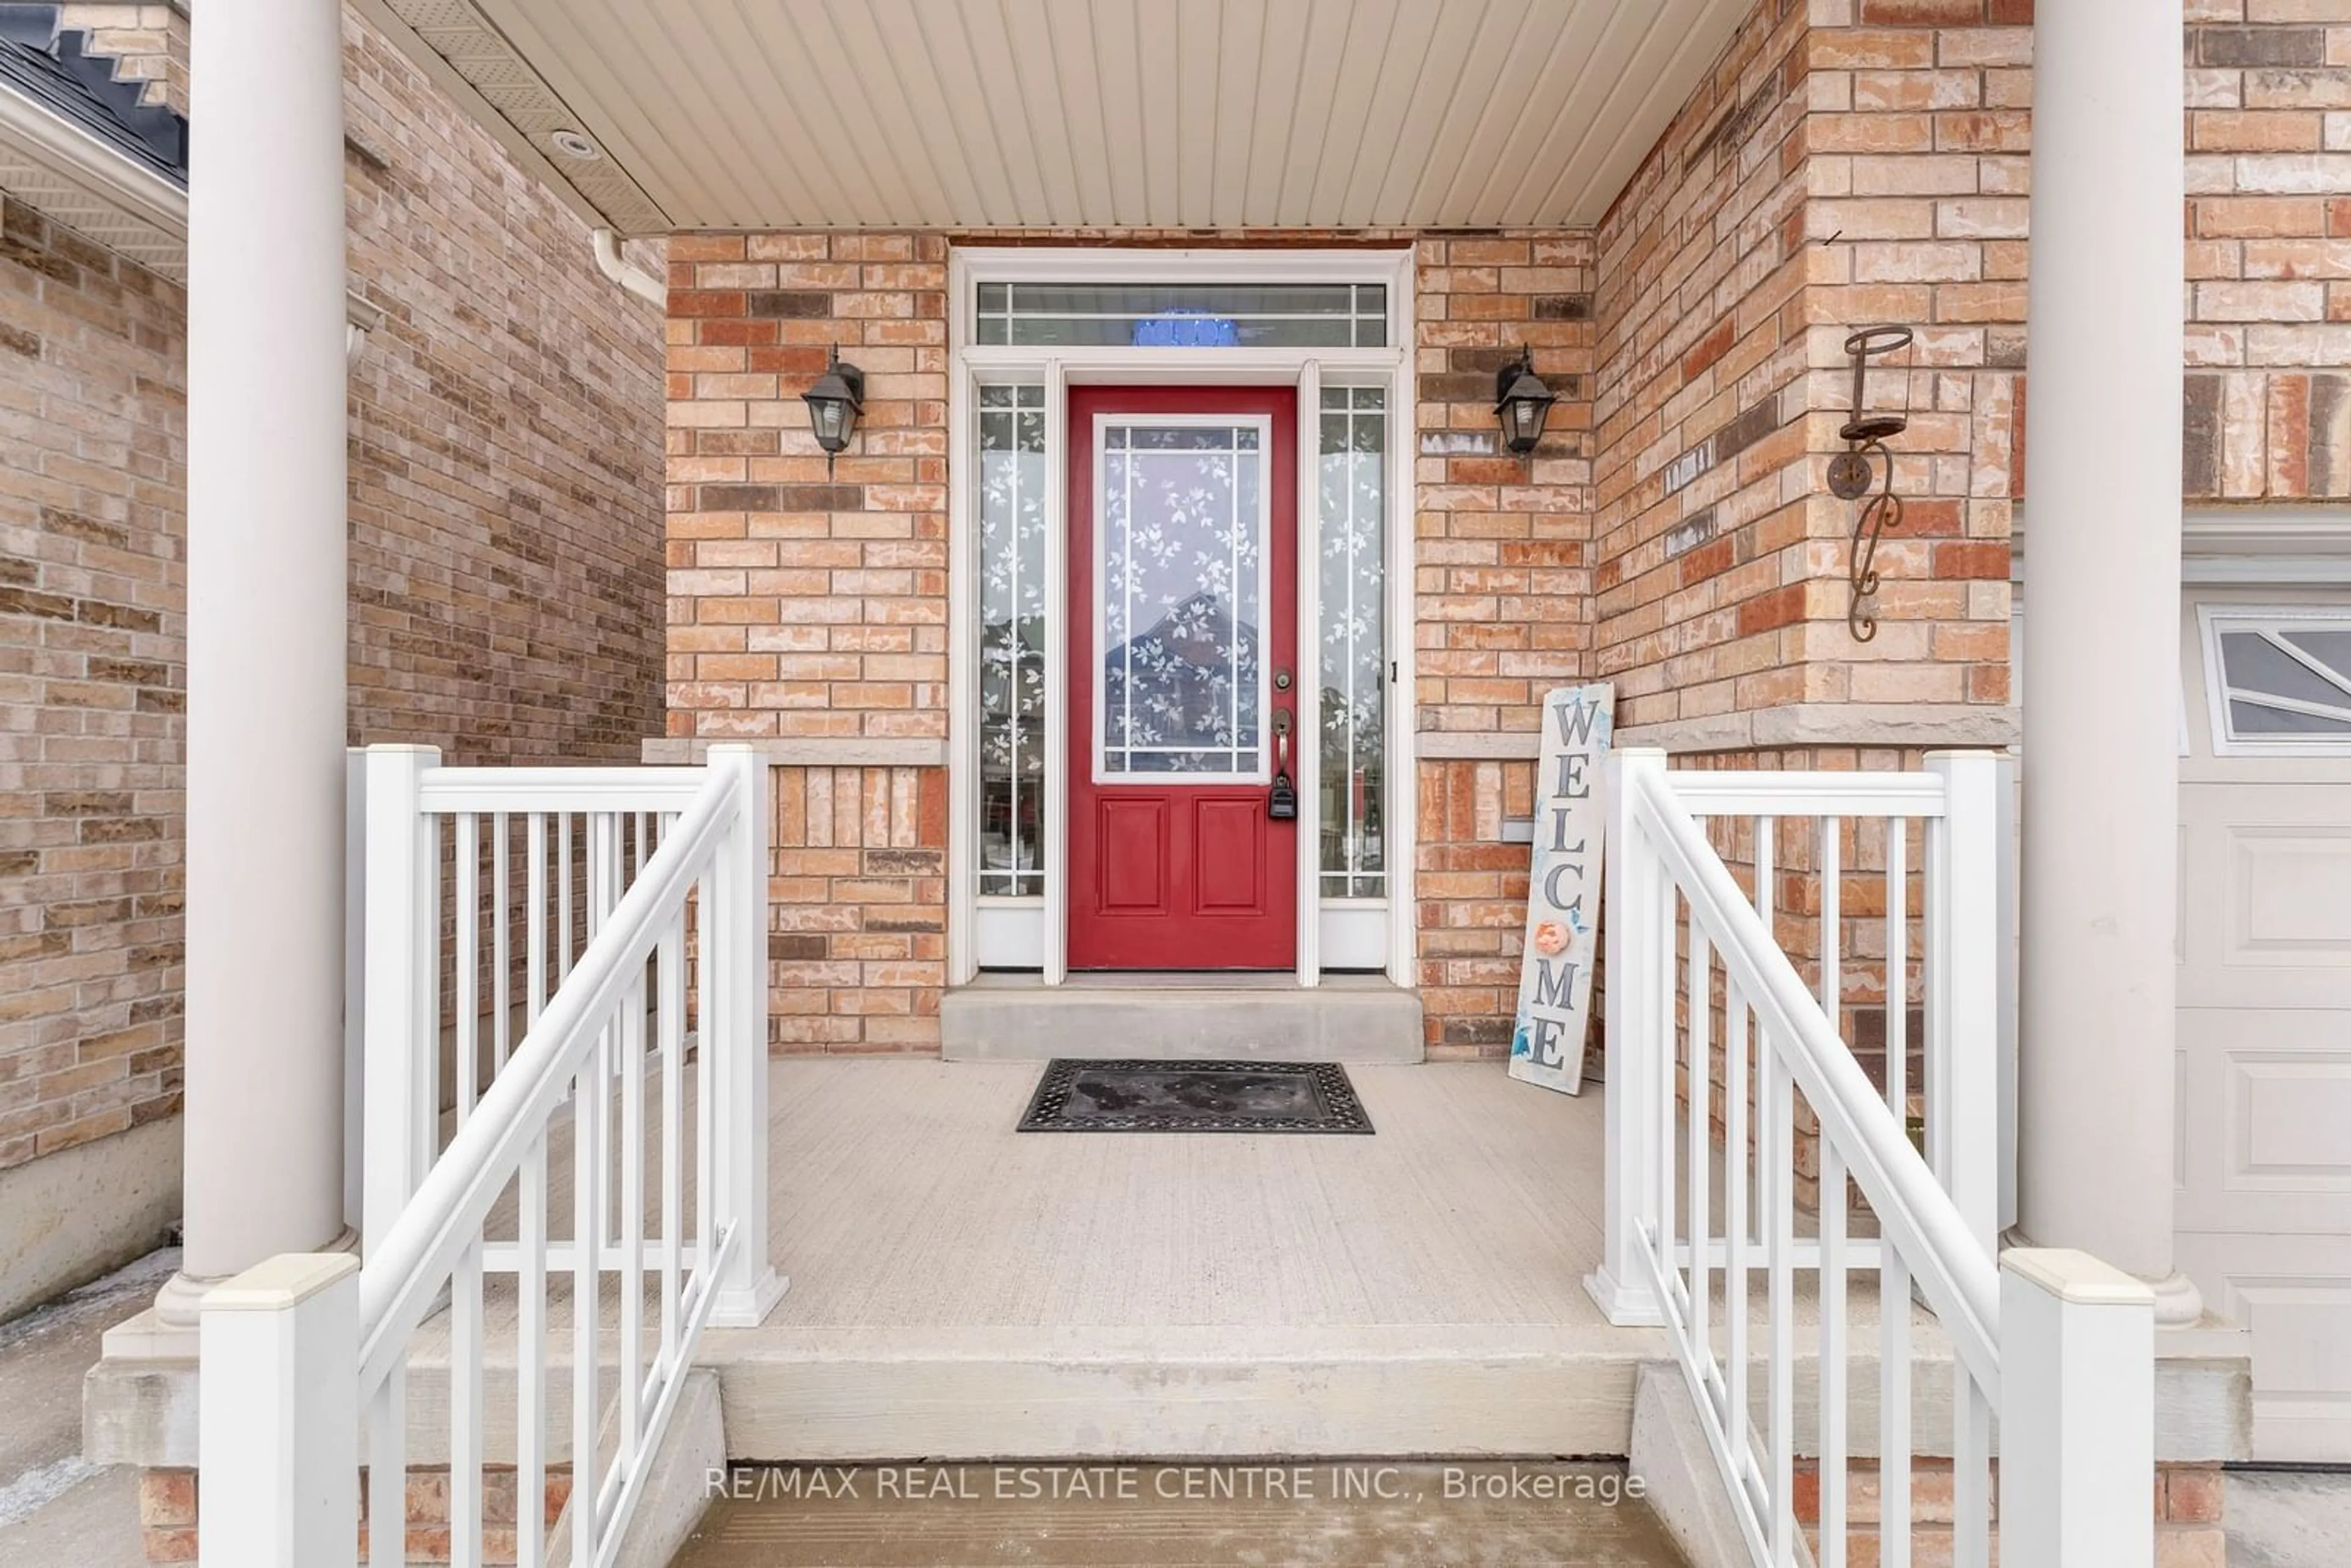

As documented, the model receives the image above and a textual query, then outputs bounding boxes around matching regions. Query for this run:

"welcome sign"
[1509,683,1614,1095]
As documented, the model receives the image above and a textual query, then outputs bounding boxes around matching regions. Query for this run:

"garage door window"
[2202,609,2351,752]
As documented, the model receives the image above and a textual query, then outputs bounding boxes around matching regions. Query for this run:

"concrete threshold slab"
[942,975,1425,1062]
[694,1323,1665,1463]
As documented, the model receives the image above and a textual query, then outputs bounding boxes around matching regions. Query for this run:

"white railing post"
[343,749,366,1238]
[362,745,440,1258]
[1587,746,1665,1326]
[1998,1248,2155,1568]
[705,743,782,1326]
[1995,749,2020,1236]
[1925,750,2001,1258]
[198,1253,361,1568]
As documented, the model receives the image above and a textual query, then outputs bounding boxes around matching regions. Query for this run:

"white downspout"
[593,228,665,308]
[345,288,385,366]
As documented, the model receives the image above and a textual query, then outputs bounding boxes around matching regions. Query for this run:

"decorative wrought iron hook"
[1831,325,1914,643]
[1834,439,1902,642]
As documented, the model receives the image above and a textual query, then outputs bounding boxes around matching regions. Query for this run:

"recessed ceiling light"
[549,129,601,161]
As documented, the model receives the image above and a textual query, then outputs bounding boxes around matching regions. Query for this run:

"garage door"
[2175,593,2351,1462]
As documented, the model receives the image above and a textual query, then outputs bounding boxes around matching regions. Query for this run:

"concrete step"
[697,1324,1654,1464]
[940,973,1426,1062]
[670,1460,1693,1567]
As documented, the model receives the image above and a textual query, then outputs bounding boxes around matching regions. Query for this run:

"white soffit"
[377,0,1751,234]
[0,149,183,279]
[0,84,187,279]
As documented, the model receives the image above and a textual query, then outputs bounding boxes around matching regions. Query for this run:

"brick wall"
[662,228,1600,1054]
[1670,0,2351,528]
[2186,0,2351,498]
[1594,0,1819,735]
[1413,231,1597,741]
[662,231,948,751]
[1664,0,2351,667]
[661,2,2351,1059]
[0,201,186,1170]
[1596,0,2017,1257]
[139,1463,573,1564]
[662,231,951,1050]
[1594,0,2019,741]
[1413,232,1598,1053]
[768,765,948,1050]
[0,2,664,1280]
[343,9,666,763]
[1790,1455,2226,1568]
[1801,0,2027,711]
[1414,757,1547,1058]
[1594,0,2351,1108]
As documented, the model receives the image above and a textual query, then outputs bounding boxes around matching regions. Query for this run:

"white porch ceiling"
[367,0,1751,234]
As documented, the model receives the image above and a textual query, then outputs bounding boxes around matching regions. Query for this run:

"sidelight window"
[1318,386,1387,898]
[977,384,1048,895]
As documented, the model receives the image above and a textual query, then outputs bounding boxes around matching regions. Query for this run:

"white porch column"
[2017,0,2197,1322]
[157,0,351,1325]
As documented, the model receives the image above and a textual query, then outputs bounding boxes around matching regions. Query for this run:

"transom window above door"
[2200,609,2351,753]
[973,282,1389,348]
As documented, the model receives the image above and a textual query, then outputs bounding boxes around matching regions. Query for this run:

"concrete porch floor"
[89,1056,2253,1480]
[759,1057,1605,1329]
[714,1060,2256,1467]
[713,1057,1657,1460]
[86,1058,1674,1476]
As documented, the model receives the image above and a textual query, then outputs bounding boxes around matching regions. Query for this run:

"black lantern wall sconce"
[1827,324,1914,642]
[1494,348,1558,458]
[801,345,865,470]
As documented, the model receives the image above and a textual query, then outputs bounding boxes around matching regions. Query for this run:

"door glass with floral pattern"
[1095,419,1270,781]
[977,385,1049,895]
[1318,386,1386,898]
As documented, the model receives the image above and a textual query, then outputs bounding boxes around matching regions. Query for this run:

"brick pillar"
[664,233,950,1051]
[1411,231,1597,1053]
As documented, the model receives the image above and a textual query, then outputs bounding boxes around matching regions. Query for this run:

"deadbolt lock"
[1273,666,1293,692]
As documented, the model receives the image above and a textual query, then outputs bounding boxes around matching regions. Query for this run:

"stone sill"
[1416,704,2021,762]
[639,709,2018,771]
[642,737,949,767]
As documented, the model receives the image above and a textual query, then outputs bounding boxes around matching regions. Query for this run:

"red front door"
[1067,387,1298,970]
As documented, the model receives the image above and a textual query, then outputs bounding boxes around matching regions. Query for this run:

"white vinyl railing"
[1597,748,2154,1568]
[356,746,723,1251]
[1620,749,2004,1277]
[199,745,780,1568]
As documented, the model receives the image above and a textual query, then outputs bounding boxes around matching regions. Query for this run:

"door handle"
[1269,708,1297,820]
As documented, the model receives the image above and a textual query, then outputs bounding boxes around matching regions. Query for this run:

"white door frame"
[945,246,1416,990]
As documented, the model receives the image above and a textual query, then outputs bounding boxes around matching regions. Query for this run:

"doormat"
[1016,1060,1373,1135]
